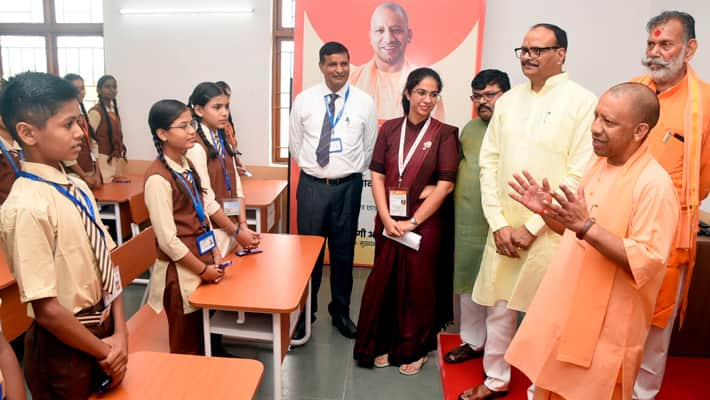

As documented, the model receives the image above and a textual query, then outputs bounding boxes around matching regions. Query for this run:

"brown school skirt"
[164,261,204,355]
[24,302,114,400]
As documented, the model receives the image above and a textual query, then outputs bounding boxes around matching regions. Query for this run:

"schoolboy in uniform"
[0,72,128,400]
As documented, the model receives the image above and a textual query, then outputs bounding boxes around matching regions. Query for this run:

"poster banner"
[290,0,487,266]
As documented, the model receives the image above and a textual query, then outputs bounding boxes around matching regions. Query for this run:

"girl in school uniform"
[89,75,125,182]
[63,74,101,189]
[215,81,246,175]
[186,82,259,256]
[144,99,226,355]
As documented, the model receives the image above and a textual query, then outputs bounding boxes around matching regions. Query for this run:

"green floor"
[121,266,444,399]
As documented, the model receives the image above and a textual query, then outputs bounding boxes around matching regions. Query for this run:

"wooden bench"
[110,227,169,353]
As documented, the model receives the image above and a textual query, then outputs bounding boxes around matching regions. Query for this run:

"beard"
[641,48,686,85]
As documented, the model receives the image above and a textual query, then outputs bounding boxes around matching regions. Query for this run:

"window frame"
[0,0,102,78]
[271,0,294,164]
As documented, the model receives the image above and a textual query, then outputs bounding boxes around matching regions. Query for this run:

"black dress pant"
[297,171,362,318]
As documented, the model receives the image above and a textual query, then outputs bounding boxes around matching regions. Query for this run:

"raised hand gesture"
[508,170,553,215]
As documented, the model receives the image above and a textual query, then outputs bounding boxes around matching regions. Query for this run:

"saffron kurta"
[505,148,678,400]
[354,117,459,367]
[453,118,489,294]
[350,58,445,123]
[633,67,710,327]
[474,72,596,311]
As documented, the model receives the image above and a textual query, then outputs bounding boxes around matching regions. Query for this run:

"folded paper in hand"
[382,229,421,251]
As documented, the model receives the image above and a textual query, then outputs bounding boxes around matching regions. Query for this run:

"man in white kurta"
[462,23,596,400]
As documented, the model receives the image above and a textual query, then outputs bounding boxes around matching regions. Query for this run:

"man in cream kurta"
[505,83,679,400]
[462,24,596,399]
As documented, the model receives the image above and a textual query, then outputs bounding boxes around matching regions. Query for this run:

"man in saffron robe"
[505,82,679,400]
[349,2,445,122]
[631,11,710,399]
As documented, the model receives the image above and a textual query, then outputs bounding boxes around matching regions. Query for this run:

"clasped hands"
[507,170,590,235]
[383,217,416,238]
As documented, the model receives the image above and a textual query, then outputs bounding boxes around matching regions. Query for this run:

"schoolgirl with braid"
[144,99,225,354]
[63,74,102,189]
[214,81,246,175]
[88,75,125,182]
[185,82,259,257]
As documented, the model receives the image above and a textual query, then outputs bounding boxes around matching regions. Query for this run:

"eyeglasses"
[470,91,502,102]
[514,46,561,59]
[412,89,440,100]
[169,119,200,131]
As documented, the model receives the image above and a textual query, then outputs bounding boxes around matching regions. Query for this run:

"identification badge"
[389,188,408,217]
[103,265,123,307]
[222,198,241,216]
[329,137,343,153]
[197,230,217,255]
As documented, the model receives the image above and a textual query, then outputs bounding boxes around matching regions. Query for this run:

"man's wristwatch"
[409,217,419,226]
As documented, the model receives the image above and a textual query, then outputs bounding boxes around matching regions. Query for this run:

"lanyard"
[19,172,101,236]
[398,117,431,185]
[209,128,232,194]
[324,85,350,130]
[0,139,22,176]
[175,170,208,229]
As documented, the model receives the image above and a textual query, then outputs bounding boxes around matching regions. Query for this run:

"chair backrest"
[128,192,149,226]
[111,226,156,287]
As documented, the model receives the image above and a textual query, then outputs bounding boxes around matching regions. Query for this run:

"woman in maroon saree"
[354,67,460,375]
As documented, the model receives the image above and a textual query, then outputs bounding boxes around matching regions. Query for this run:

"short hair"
[471,69,511,92]
[647,11,696,42]
[607,82,660,130]
[373,2,409,27]
[531,23,568,50]
[63,73,83,82]
[319,41,349,64]
[0,71,78,143]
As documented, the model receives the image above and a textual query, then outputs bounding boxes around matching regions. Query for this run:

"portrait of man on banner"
[349,2,446,123]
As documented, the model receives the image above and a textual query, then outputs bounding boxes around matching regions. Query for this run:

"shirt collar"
[165,155,190,173]
[20,161,70,184]
[529,72,569,94]
[0,134,20,151]
[320,82,350,98]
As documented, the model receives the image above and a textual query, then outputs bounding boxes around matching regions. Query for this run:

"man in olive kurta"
[446,70,511,364]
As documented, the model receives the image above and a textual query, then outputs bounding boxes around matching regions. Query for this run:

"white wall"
[103,0,272,165]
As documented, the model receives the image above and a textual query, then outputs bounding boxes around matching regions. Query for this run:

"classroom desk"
[93,175,145,245]
[0,250,31,341]
[190,233,324,400]
[242,178,287,233]
[91,351,263,399]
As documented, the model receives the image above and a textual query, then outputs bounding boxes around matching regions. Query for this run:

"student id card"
[222,198,241,216]
[103,265,123,307]
[197,230,217,255]
[389,188,408,217]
